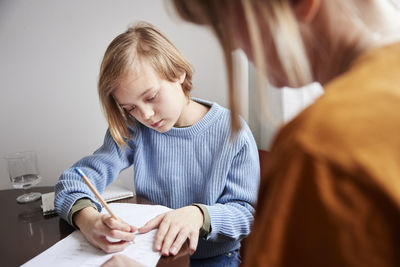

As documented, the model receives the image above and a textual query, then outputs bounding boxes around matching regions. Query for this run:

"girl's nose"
[140,106,154,120]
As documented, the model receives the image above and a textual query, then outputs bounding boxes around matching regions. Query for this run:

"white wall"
[0,0,228,189]
[247,63,324,150]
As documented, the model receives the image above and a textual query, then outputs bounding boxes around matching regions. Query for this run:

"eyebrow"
[118,88,154,107]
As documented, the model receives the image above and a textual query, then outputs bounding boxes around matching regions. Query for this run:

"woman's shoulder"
[273,79,400,168]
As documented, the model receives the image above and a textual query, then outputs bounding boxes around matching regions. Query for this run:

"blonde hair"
[98,21,193,147]
[171,0,312,132]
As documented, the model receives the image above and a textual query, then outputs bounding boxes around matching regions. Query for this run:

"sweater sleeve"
[205,130,260,242]
[55,129,133,223]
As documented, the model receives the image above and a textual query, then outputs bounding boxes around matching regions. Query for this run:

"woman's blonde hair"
[171,0,312,132]
[98,21,193,147]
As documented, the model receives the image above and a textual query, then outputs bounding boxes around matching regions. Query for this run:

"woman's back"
[245,42,400,267]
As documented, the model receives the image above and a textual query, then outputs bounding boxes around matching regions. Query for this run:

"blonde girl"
[55,21,259,267]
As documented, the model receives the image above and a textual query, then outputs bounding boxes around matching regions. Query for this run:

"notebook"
[41,167,135,215]
[101,181,134,202]
[101,166,135,201]
[41,192,57,215]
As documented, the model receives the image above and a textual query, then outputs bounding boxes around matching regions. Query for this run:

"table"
[0,187,189,267]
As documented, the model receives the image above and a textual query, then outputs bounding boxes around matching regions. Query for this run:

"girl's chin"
[152,123,171,133]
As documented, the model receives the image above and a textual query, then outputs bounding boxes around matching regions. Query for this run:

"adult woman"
[170,0,400,266]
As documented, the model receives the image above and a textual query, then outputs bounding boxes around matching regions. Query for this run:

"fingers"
[78,210,138,254]
[138,214,164,233]
[188,231,199,255]
[91,230,133,253]
[164,229,199,256]
[153,216,171,252]
[86,215,136,253]
[152,207,202,256]
[95,236,131,253]
[169,230,189,256]
[160,223,181,255]
[103,214,135,232]
[122,207,202,257]
[101,215,137,242]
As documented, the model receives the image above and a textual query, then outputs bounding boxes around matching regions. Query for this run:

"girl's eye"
[147,92,157,102]
[126,106,136,112]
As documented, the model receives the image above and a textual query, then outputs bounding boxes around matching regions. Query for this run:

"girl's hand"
[101,254,144,267]
[74,207,137,253]
[138,206,204,256]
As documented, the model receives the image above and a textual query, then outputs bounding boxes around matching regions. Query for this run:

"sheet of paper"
[103,183,134,202]
[22,203,171,267]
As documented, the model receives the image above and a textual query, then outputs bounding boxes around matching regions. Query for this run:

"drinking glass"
[5,151,42,203]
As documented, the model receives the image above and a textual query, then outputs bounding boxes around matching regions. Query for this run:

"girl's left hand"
[138,206,204,256]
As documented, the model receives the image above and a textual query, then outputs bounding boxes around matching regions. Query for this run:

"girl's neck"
[175,99,210,127]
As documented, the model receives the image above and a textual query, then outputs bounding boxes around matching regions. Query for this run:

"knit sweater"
[55,98,260,259]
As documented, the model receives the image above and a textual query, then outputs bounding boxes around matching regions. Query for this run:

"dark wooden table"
[0,187,189,267]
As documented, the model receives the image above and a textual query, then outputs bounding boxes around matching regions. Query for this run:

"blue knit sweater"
[55,98,260,259]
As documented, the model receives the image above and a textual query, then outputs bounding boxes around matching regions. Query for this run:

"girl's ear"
[292,0,321,23]
[178,71,186,84]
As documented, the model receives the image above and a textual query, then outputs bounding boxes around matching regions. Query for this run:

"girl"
[170,0,400,267]
[55,21,259,267]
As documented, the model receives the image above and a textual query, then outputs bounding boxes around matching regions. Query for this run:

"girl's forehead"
[118,62,160,91]
[128,58,159,80]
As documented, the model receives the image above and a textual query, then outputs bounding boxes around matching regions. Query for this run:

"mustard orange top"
[245,42,400,267]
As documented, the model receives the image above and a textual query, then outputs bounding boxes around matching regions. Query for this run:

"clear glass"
[5,151,42,203]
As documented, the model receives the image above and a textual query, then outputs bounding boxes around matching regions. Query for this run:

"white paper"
[23,203,171,267]
[102,183,134,202]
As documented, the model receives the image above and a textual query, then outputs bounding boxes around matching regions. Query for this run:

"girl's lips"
[151,119,163,128]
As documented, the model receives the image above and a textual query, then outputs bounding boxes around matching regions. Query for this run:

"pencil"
[74,167,118,219]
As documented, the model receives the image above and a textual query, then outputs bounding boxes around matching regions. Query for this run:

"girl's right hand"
[74,207,137,253]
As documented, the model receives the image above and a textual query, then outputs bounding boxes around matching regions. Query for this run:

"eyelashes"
[126,106,136,112]
[147,92,158,102]
[123,91,158,113]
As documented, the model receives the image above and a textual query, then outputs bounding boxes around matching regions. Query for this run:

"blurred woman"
[170,0,400,266]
